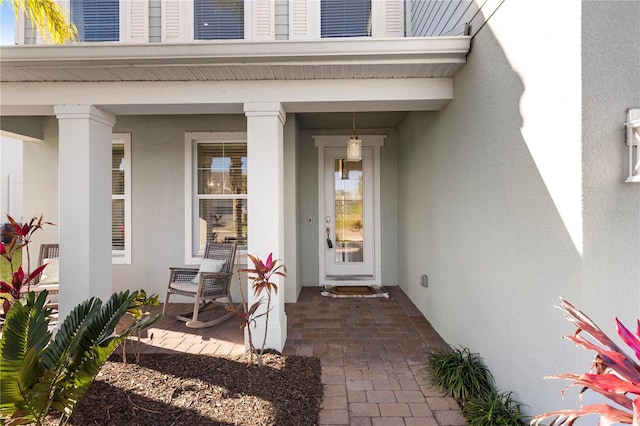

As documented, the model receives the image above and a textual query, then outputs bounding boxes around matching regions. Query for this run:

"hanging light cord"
[352,112,358,139]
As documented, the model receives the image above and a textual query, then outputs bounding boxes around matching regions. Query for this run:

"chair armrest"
[169,267,198,283]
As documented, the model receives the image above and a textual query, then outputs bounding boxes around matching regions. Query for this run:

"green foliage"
[427,346,494,402]
[119,290,161,364]
[463,390,525,426]
[427,346,526,425]
[0,289,161,425]
[0,249,21,285]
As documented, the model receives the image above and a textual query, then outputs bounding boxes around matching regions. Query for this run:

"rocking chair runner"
[163,242,237,328]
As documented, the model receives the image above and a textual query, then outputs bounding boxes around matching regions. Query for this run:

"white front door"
[315,135,384,286]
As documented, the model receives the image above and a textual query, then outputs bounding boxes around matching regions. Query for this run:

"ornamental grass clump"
[427,346,494,402]
[463,390,525,426]
[531,298,640,425]
[427,346,525,425]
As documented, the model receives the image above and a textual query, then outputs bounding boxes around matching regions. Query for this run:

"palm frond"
[0,292,50,422]
[5,0,77,44]
[40,296,101,370]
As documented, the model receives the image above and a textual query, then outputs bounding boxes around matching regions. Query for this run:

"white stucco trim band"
[0,78,454,116]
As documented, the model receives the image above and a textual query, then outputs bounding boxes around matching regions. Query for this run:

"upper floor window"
[289,0,402,40]
[71,0,120,42]
[321,0,371,38]
[194,0,244,40]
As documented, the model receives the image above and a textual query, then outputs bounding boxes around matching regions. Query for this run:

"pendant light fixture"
[347,112,362,161]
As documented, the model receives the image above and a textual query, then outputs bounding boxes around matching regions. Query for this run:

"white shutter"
[251,0,274,40]
[162,0,187,42]
[123,0,149,43]
[372,0,404,38]
[289,0,319,40]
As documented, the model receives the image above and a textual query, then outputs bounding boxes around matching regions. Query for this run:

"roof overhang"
[0,37,470,82]
[0,37,470,116]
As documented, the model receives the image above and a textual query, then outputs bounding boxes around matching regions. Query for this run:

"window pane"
[71,0,120,42]
[321,0,371,38]
[112,199,125,251]
[112,144,125,195]
[194,0,244,40]
[198,199,247,250]
[197,143,247,195]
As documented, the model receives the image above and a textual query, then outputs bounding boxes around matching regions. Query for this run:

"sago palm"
[0,290,160,425]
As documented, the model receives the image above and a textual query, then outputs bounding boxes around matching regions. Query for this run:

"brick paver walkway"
[142,287,467,425]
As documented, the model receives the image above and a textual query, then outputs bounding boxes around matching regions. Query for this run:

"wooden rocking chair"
[20,243,59,307]
[163,242,237,328]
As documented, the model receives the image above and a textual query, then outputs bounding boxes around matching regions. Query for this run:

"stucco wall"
[581,1,640,329]
[23,117,59,247]
[396,0,639,417]
[298,128,399,287]
[22,112,329,305]
[108,115,248,302]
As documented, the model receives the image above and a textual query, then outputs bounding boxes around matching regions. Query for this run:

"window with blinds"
[194,0,244,40]
[71,0,120,42]
[321,0,371,38]
[112,134,131,263]
[196,142,247,251]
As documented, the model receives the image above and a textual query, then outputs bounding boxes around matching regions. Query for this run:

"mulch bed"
[49,352,323,426]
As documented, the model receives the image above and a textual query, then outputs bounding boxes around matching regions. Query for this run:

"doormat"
[321,285,389,298]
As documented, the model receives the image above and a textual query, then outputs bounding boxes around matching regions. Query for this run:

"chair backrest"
[203,242,237,274]
[36,243,59,284]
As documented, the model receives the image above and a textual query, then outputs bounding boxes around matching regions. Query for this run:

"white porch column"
[244,102,287,352]
[54,105,115,321]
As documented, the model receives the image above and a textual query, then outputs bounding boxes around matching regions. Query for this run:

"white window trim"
[184,131,247,264]
[289,0,403,40]
[112,133,131,264]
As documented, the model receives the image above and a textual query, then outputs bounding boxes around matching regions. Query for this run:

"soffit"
[0,37,470,83]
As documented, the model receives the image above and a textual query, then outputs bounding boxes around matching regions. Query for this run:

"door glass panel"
[334,159,363,263]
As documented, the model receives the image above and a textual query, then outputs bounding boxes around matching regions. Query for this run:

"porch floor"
[142,286,467,426]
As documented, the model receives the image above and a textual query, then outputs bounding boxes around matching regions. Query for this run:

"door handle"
[326,227,333,249]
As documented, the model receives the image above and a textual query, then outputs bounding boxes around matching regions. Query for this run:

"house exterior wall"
[398,0,639,416]
[298,128,399,287]
[23,117,59,248]
[0,137,24,222]
[581,1,640,329]
[20,113,303,303]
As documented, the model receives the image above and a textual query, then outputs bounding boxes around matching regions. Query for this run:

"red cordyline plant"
[227,253,286,366]
[0,214,54,316]
[531,298,640,426]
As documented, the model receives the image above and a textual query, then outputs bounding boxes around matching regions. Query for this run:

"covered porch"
[134,286,466,425]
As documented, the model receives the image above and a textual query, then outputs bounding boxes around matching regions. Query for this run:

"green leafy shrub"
[0,289,161,425]
[427,346,494,401]
[463,390,525,426]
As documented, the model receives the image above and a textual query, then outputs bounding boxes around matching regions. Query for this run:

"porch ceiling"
[0,37,470,83]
